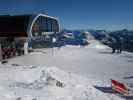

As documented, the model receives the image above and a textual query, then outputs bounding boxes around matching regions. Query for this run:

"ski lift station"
[0,13,60,60]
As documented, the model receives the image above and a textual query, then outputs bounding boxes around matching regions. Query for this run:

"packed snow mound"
[94,44,107,49]
[89,41,109,49]
[0,65,122,100]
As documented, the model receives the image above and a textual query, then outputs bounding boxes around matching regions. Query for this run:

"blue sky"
[0,0,133,30]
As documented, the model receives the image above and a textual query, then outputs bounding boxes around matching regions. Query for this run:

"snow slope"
[7,40,133,80]
[0,40,133,99]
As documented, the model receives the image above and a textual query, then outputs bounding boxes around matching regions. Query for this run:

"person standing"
[110,37,117,53]
[116,37,123,54]
[118,37,123,53]
[0,44,2,61]
[15,41,21,56]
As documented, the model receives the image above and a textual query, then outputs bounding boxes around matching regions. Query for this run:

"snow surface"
[0,40,133,99]
[7,40,133,80]
[0,65,123,100]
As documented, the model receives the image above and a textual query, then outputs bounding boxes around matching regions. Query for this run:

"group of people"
[110,36,123,54]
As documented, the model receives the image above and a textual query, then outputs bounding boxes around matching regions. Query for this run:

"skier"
[115,37,123,54]
[110,37,117,53]
[15,41,21,56]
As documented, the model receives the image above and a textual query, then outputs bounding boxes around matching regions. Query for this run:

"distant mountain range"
[107,29,133,52]
[60,29,133,52]
[90,29,133,52]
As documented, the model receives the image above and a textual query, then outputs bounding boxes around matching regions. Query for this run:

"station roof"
[0,15,31,37]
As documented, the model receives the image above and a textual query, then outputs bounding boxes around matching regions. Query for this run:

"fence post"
[24,42,28,55]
